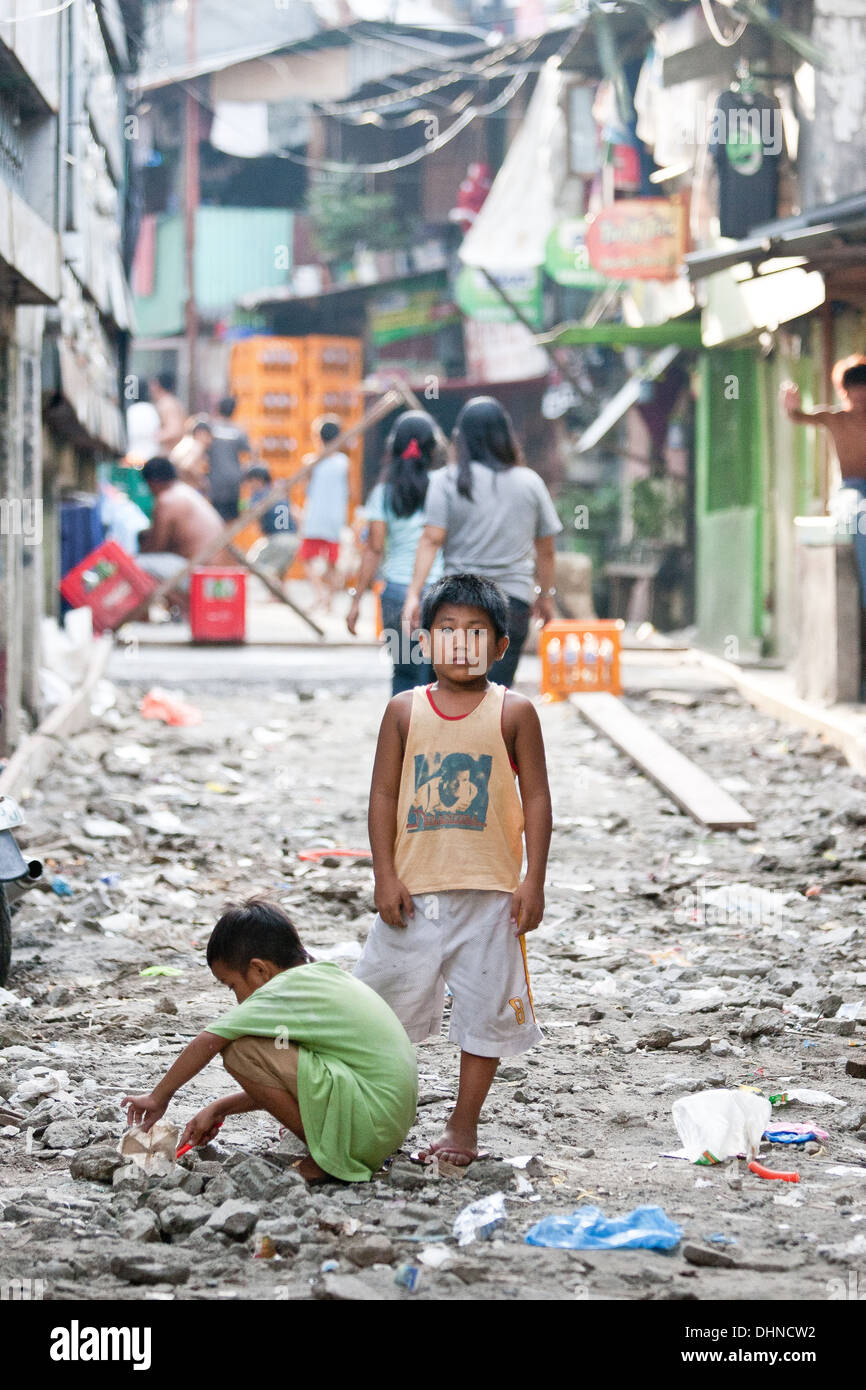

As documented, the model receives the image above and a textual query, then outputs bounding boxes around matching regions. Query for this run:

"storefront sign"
[369,287,461,346]
[545,220,608,289]
[454,265,543,328]
[584,199,688,282]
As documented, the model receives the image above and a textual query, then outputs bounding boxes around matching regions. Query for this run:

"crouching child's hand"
[374,873,415,928]
[122,1092,168,1132]
[511,878,545,936]
[179,1100,226,1152]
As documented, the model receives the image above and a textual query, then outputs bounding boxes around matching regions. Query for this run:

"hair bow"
[401,438,423,461]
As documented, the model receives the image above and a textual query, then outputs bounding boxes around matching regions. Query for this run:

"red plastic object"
[748,1161,800,1183]
[177,1121,222,1158]
[298,848,371,862]
[189,568,246,643]
[59,539,156,634]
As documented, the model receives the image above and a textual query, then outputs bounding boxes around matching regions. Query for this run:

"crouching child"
[122,899,418,1182]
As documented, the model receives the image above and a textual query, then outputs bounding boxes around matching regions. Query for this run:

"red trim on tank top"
[425,686,477,721]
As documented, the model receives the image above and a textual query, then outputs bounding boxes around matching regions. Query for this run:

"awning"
[685,191,866,282]
[700,265,825,347]
[539,319,702,349]
[576,345,681,453]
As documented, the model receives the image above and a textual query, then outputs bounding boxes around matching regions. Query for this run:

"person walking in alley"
[781,357,866,605]
[208,397,253,522]
[137,457,225,611]
[356,573,551,1167]
[402,396,562,687]
[149,372,186,456]
[299,417,350,611]
[346,409,444,694]
[122,898,417,1183]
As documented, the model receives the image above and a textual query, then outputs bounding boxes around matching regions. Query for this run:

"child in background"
[356,573,552,1167]
[299,417,350,611]
[241,464,299,579]
[122,899,417,1183]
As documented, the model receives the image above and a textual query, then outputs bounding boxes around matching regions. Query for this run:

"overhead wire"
[699,0,749,47]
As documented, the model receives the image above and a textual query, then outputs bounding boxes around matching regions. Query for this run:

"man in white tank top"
[356,574,553,1167]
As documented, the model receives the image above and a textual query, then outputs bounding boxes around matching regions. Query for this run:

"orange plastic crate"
[303,335,362,381]
[539,620,624,698]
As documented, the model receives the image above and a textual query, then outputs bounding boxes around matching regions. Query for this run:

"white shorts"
[354,889,543,1058]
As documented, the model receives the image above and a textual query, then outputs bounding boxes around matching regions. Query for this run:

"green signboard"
[454,265,544,328]
[545,219,608,289]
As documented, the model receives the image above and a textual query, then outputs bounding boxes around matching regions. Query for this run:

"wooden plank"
[570,691,755,830]
[225,544,325,638]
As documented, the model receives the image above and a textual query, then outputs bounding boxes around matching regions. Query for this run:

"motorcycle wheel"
[0,886,10,987]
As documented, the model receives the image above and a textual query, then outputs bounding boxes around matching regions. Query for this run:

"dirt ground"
[2,668,866,1302]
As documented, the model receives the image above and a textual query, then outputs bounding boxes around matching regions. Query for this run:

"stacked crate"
[229,335,364,524]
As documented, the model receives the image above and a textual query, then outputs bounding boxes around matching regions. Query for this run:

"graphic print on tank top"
[407,752,491,832]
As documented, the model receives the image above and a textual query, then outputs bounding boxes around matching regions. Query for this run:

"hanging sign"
[584,199,688,282]
[545,219,608,289]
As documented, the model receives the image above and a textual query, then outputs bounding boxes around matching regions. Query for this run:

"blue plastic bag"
[525,1204,683,1251]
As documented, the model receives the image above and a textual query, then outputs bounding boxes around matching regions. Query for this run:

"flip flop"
[410,1148,488,1167]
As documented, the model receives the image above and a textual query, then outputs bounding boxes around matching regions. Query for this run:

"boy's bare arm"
[368,695,415,926]
[122,1030,228,1130]
[780,383,834,428]
[509,697,552,934]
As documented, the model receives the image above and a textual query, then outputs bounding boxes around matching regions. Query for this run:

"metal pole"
[184,0,199,410]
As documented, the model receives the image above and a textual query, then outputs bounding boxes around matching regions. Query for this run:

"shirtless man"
[137,457,226,611]
[781,357,866,602]
[149,373,187,456]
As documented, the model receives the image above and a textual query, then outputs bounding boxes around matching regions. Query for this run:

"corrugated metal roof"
[133,206,293,337]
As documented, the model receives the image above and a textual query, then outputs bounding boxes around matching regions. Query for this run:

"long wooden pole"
[125,387,405,624]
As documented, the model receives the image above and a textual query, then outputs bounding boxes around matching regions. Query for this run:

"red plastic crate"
[59,539,156,633]
[189,568,246,643]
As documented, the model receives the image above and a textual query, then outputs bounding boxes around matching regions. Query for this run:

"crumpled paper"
[117,1120,179,1174]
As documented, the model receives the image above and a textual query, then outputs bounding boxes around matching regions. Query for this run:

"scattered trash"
[748,1161,800,1184]
[771,1088,844,1107]
[418,1245,453,1269]
[672,1089,771,1164]
[763,1124,828,1144]
[50,876,74,897]
[825,1165,866,1179]
[394,1263,421,1291]
[118,1121,178,1175]
[254,1236,277,1260]
[83,818,131,840]
[140,688,203,726]
[99,873,122,888]
[453,1192,508,1246]
[139,810,188,836]
[526,1205,683,1251]
[139,966,185,978]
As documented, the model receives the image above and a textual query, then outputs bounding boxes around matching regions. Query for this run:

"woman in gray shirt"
[403,396,561,686]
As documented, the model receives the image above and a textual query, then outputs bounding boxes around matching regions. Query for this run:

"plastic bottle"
[546,636,561,689]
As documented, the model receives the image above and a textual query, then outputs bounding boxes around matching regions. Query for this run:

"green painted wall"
[695,349,762,658]
[134,207,294,338]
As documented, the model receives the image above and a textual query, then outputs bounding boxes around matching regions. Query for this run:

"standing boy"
[781,357,866,603]
[122,899,417,1183]
[356,573,552,1166]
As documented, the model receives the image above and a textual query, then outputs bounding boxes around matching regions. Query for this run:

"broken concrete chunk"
[70,1145,124,1184]
[205,1199,261,1240]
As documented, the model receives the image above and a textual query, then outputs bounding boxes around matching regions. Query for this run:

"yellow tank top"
[393,683,525,895]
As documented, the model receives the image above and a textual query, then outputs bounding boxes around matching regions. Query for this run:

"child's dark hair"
[319,419,341,443]
[243,464,272,485]
[421,573,509,640]
[206,898,309,972]
[841,363,866,391]
[380,409,439,518]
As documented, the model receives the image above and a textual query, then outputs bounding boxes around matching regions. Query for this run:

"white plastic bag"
[672,1089,771,1164]
[118,1120,179,1175]
[453,1191,507,1246]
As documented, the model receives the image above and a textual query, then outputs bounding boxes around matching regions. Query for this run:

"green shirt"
[207,962,417,1182]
